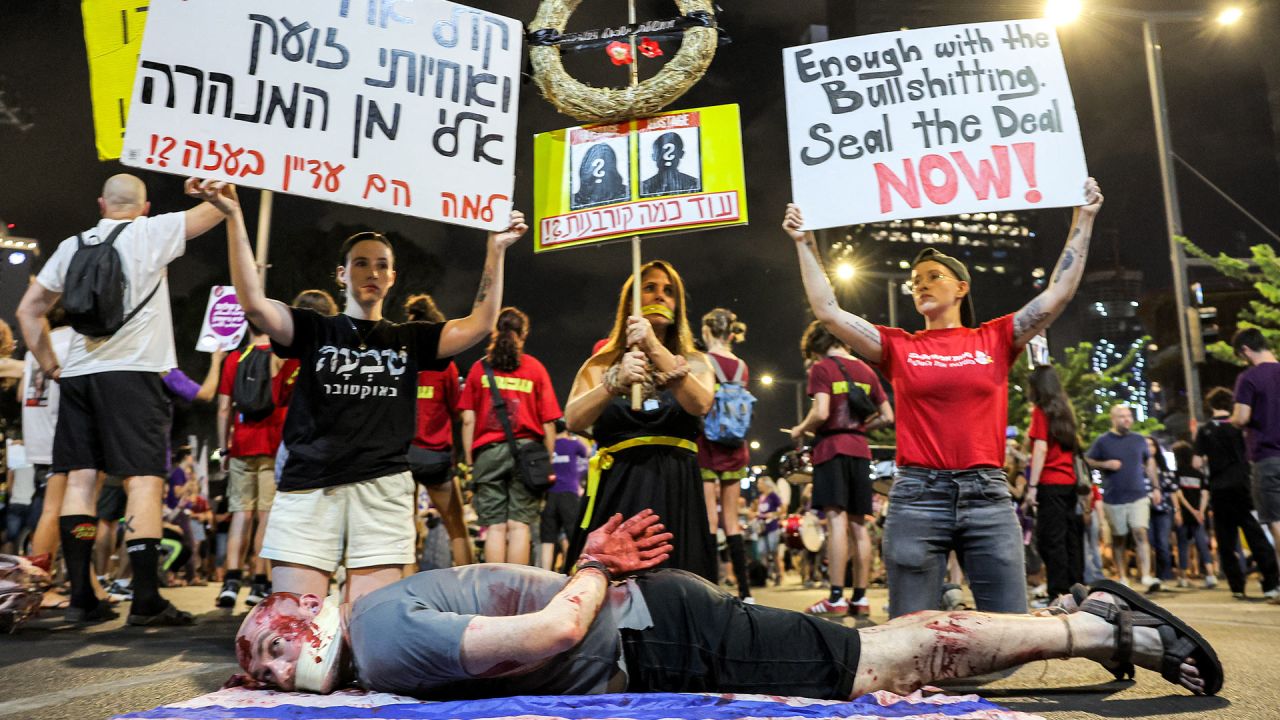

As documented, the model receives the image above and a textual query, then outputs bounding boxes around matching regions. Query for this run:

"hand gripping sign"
[120,0,522,231]
[784,19,1089,229]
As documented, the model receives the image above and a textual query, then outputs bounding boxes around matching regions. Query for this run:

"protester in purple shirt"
[539,421,591,570]
[1230,329,1280,587]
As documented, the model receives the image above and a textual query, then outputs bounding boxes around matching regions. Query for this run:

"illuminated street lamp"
[1051,1,1247,427]
[835,261,856,282]
[760,374,774,386]
[761,373,806,425]
[1044,0,1083,25]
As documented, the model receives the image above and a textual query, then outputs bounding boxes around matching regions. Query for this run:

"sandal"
[1080,579,1223,695]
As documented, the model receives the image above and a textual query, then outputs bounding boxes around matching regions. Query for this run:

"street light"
[1052,2,1246,428]
[761,374,806,425]
[835,261,856,282]
[760,374,774,386]
[1044,0,1083,25]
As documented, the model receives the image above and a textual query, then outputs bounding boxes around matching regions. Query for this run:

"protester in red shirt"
[460,307,561,565]
[1022,364,1084,599]
[783,178,1103,618]
[216,325,286,608]
[403,294,471,567]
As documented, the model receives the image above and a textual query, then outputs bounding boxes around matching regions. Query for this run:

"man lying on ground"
[234,510,1222,699]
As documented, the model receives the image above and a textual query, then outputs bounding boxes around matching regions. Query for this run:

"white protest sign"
[121,0,522,231]
[784,19,1088,229]
[196,286,248,352]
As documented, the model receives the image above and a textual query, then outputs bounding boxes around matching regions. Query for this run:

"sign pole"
[627,0,644,411]
[254,190,273,285]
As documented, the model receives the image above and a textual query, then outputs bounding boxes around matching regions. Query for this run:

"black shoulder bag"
[481,360,553,493]
[831,357,879,424]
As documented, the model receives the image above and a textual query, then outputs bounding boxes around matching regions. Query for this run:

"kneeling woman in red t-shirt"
[782,178,1102,617]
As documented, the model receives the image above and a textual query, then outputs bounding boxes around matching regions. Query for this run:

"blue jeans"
[1150,510,1176,580]
[883,467,1027,617]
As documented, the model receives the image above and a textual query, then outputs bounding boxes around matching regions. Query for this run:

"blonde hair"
[595,260,695,365]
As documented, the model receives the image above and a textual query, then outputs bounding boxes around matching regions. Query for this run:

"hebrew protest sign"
[83,0,152,161]
[784,19,1088,229]
[533,104,748,252]
[119,0,522,231]
[195,286,248,352]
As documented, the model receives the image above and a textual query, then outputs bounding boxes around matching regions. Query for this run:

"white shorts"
[261,472,415,572]
[1104,498,1151,538]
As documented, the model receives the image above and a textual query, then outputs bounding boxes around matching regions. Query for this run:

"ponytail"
[486,306,528,372]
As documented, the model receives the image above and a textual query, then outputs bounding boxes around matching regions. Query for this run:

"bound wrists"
[576,555,613,583]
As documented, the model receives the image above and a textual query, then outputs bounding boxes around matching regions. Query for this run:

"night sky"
[2,0,1278,457]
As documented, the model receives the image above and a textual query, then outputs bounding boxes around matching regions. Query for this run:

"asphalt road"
[1,575,1276,720]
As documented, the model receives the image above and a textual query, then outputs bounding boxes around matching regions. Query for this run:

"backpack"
[62,222,161,338]
[830,357,879,424]
[232,346,275,422]
[703,356,755,447]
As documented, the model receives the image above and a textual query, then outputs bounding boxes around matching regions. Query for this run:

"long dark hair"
[595,261,695,365]
[403,293,445,323]
[1172,440,1195,475]
[800,320,846,360]
[1027,365,1078,451]
[487,306,528,372]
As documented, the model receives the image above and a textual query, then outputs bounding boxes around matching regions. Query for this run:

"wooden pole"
[254,190,273,285]
[627,0,644,411]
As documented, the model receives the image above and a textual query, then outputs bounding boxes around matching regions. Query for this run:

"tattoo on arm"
[1014,298,1051,339]
[844,316,881,345]
[473,271,493,306]
[1051,249,1075,284]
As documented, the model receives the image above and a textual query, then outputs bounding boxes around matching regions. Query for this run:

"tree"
[1008,339,1164,442]
[1178,236,1280,365]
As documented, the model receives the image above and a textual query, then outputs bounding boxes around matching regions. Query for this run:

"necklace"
[346,315,381,350]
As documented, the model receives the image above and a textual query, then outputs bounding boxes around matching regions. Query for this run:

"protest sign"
[83,0,152,161]
[196,286,248,352]
[784,19,1088,229]
[119,0,522,231]
[533,104,748,252]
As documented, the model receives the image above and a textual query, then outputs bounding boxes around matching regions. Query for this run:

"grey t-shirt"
[348,564,650,699]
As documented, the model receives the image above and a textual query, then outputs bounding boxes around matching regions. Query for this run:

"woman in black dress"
[563,261,716,581]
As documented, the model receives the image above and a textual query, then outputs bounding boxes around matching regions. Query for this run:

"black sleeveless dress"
[564,392,716,582]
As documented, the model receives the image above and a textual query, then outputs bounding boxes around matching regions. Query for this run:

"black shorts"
[624,569,860,699]
[812,455,873,516]
[97,478,128,522]
[53,371,169,478]
[407,445,453,487]
[540,491,581,542]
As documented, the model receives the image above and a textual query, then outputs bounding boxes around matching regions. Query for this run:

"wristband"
[576,556,613,583]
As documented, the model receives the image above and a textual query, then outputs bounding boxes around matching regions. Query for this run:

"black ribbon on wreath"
[526,11,730,52]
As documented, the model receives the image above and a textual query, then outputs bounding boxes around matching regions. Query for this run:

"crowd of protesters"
[1,174,1279,649]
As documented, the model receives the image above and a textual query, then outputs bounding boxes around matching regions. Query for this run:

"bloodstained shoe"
[805,597,849,616]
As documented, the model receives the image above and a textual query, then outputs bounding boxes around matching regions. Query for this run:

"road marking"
[0,662,237,717]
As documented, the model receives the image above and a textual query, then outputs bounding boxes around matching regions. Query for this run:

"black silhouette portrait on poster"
[640,128,702,198]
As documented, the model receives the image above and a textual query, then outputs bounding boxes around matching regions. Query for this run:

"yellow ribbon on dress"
[580,435,698,529]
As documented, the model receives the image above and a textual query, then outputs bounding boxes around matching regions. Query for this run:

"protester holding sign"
[783,177,1102,617]
[459,307,561,566]
[192,178,527,603]
[563,261,717,582]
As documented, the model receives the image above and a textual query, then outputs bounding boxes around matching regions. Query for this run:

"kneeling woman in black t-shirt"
[191,180,527,603]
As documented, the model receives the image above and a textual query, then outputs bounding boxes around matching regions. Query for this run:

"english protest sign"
[196,285,248,352]
[784,19,1088,229]
[120,0,522,231]
[533,104,748,252]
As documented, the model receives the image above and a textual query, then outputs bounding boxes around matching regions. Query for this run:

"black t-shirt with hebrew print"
[272,308,447,491]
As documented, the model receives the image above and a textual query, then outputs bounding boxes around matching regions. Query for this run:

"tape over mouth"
[641,304,675,321]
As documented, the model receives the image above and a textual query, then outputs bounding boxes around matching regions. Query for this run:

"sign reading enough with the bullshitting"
[120,0,522,231]
[784,19,1089,229]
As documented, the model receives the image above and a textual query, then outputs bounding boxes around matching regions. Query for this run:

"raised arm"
[1012,178,1103,347]
[783,204,882,364]
[194,350,226,403]
[186,179,295,346]
[458,511,672,678]
[438,212,527,358]
[184,201,229,241]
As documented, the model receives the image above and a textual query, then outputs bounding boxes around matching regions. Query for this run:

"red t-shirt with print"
[273,358,301,409]
[459,355,563,449]
[876,314,1019,469]
[697,352,752,473]
[807,355,887,465]
[1028,405,1076,486]
[219,345,286,458]
[413,362,460,451]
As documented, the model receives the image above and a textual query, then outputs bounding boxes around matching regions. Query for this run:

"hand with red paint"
[185,177,240,216]
[580,509,673,577]
[1078,177,1103,218]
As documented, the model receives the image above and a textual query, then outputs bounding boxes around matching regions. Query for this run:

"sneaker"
[217,578,241,609]
[107,579,133,602]
[245,583,269,607]
[1263,587,1280,602]
[1176,577,1190,588]
[741,596,757,605]
[128,601,195,627]
[805,597,849,616]
[1030,583,1048,599]
[1233,592,1248,600]
[848,597,871,617]
[1141,576,1162,593]
[1204,575,1218,589]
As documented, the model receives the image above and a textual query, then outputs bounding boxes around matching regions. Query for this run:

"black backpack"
[62,222,162,338]
[232,346,275,422]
